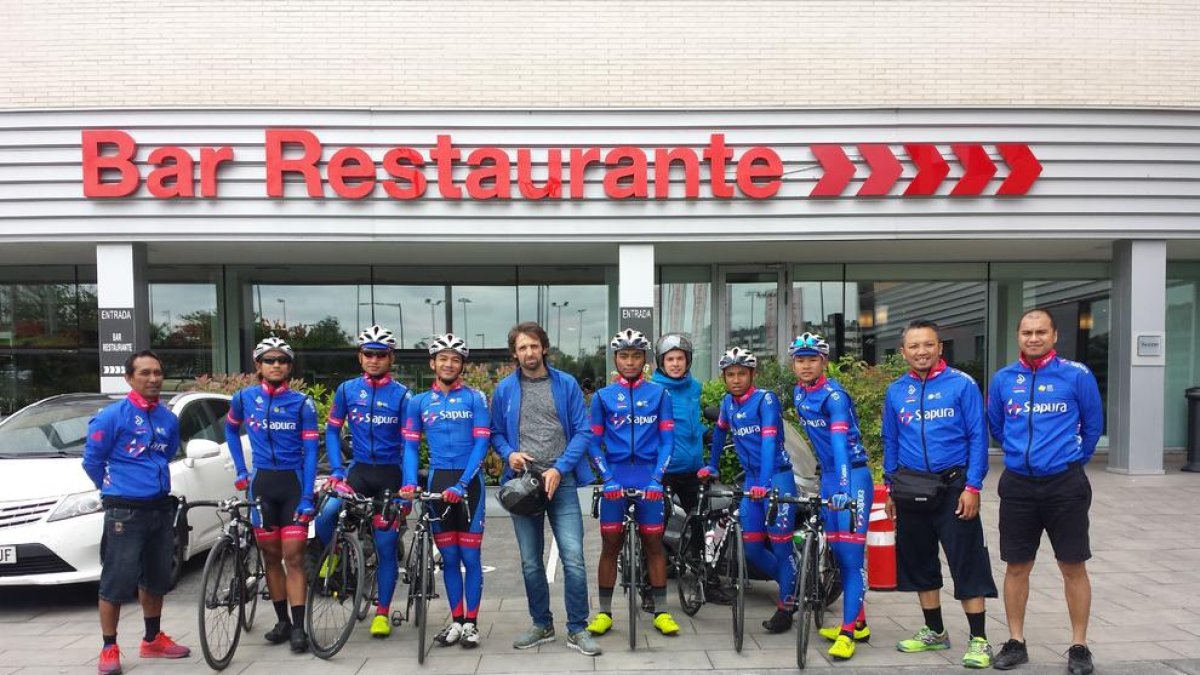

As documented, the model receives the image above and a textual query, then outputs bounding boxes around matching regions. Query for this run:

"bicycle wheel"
[728,522,746,653]
[306,531,365,659]
[240,531,264,632]
[624,521,641,651]
[198,537,242,671]
[795,533,818,669]
[415,531,431,664]
[675,515,704,616]
[358,531,378,622]
[818,534,843,616]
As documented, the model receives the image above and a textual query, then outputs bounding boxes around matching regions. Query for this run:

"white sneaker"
[460,623,481,649]
[435,622,463,647]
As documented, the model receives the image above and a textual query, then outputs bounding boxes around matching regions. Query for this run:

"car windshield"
[0,398,114,457]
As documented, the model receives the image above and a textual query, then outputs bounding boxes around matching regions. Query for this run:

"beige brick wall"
[1,0,1198,108]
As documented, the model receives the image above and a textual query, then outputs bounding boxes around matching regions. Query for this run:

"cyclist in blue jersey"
[400,334,490,649]
[585,329,681,638]
[225,337,320,653]
[789,332,874,661]
[313,325,412,638]
[700,347,799,634]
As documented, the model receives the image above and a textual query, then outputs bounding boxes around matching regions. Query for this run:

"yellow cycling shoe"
[318,552,340,579]
[586,612,613,636]
[369,614,391,638]
[819,624,871,642]
[829,634,857,660]
[652,612,681,636]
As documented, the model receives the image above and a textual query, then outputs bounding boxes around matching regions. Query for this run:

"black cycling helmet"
[497,471,549,517]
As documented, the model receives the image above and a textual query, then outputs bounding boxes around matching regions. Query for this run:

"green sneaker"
[962,636,993,669]
[896,625,951,652]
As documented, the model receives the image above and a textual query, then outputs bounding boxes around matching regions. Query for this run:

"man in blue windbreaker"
[986,308,1103,675]
[883,320,997,669]
[490,322,600,657]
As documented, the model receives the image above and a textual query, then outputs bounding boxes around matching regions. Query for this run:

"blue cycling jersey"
[987,350,1104,476]
[882,360,989,491]
[793,376,869,491]
[708,387,792,487]
[225,382,319,496]
[402,381,490,488]
[83,391,179,500]
[326,374,411,471]
[588,375,675,483]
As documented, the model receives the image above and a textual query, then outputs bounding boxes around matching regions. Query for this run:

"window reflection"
[658,266,713,381]
[518,282,608,384]
[251,284,360,348]
[367,285,445,350]
[725,273,778,356]
[449,286,516,351]
[149,282,218,386]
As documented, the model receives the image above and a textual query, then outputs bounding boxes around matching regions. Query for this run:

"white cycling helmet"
[789,332,831,358]
[609,328,651,352]
[357,325,397,350]
[428,333,469,358]
[719,346,758,370]
[253,336,295,361]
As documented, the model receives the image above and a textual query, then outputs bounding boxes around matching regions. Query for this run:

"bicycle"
[695,483,750,653]
[305,488,396,659]
[395,491,446,664]
[182,495,265,671]
[768,492,858,670]
[590,486,651,651]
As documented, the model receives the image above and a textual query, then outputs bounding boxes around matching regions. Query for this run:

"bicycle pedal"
[391,611,404,627]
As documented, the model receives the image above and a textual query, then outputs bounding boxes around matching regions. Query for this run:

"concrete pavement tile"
[1093,608,1200,626]
[1086,624,1198,643]
[237,656,365,675]
[359,654,481,674]
[476,650,595,673]
[0,648,101,667]
[1158,641,1200,658]
[706,647,812,670]
[594,648,711,671]
[1179,624,1200,638]
[818,641,950,668]
[1169,659,1200,675]
[4,667,98,675]
[1069,640,1187,664]
[639,633,725,651]
[1016,643,1064,664]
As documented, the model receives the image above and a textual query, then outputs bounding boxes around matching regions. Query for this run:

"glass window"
[657,266,713,381]
[518,266,610,384]
[1165,263,1200,448]
[366,285,447,350]
[724,271,780,358]
[149,282,218,387]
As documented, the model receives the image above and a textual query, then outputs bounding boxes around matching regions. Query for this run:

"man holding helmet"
[490,321,600,656]
[225,337,320,653]
[313,325,412,638]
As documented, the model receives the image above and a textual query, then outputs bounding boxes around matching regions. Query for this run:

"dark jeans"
[510,474,589,634]
[98,505,174,603]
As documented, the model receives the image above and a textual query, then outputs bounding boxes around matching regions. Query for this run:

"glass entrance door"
[718,267,787,364]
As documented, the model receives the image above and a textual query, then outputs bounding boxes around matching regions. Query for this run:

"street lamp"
[425,297,444,336]
[551,300,569,350]
[475,332,485,348]
[361,301,405,349]
[457,297,472,339]
[276,298,287,327]
[576,308,587,358]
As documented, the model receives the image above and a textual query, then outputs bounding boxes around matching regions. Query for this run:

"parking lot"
[3,456,1200,674]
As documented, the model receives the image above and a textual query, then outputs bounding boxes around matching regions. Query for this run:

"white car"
[0,392,248,586]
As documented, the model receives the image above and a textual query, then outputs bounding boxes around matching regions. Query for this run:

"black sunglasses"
[259,357,292,365]
[360,349,392,359]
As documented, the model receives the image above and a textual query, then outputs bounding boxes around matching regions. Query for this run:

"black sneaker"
[289,627,308,653]
[761,609,794,634]
[1067,644,1094,675]
[992,639,1029,670]
[264,621,292,645]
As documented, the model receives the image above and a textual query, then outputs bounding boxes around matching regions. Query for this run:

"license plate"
[0,545,15,565]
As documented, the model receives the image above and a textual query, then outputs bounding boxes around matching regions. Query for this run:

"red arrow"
[950,144,997,196]
[809,145,855,197]
[856,144,902,196]
[903,144,950,196]
[996,144,1042,195]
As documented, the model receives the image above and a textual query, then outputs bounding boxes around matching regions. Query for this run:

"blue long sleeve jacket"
[793,376,870,492]
[224,382,319,499]
[707,387,792,488]
[882,360,989,491]
[403,381,490,488]
[326,374,411,474]
[588,375,675,483]
[82,391,178,500]
[987,350,1104,477]
[490,365,594,484]
[650,369,705,475]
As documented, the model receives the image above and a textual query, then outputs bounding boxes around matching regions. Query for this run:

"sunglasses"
[360,349,392,359]
[259,357,292,366]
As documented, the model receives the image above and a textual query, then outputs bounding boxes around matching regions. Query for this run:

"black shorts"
[250,468,302,530]
[895,478,998,599]
[664,471,701,517]
[426,469,485,534]
[99,504,175,603]
[998,464,1092,564]
[347,462,403,499]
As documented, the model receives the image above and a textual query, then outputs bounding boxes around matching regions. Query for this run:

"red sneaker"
[98,644,122,675]
[139,632,191,659]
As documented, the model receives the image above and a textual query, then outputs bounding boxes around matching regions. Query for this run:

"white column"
[1109,240,1167,474]
[96,243,149,393]
[617,244,656,341]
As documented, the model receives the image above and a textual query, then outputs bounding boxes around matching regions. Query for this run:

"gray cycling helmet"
[654,332,693,371]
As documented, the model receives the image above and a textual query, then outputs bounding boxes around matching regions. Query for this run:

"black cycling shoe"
[762,609,794,634]
[993,639,1029,670]
[289,627,309,653]
[1067,644,1094,675]
[264,621,292,645]
[705,583,733,605]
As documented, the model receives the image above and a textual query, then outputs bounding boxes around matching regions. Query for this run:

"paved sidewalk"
[2,455,1200,674]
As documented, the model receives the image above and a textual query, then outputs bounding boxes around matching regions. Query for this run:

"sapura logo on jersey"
[125,438,146,456]
[897,408,917,425]
[733,424,761,437]
[610,412,658,428]
[438,409,473,421]
[264,420,298,431]
[921,407,956,420]
[422,410,440,427]
[799,418,828,428]
[1006,398,1068,417]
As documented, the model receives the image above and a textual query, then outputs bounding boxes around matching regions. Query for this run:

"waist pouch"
[887,466,963,511]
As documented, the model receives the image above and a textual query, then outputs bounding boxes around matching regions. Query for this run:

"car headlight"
[47,490,103,522]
